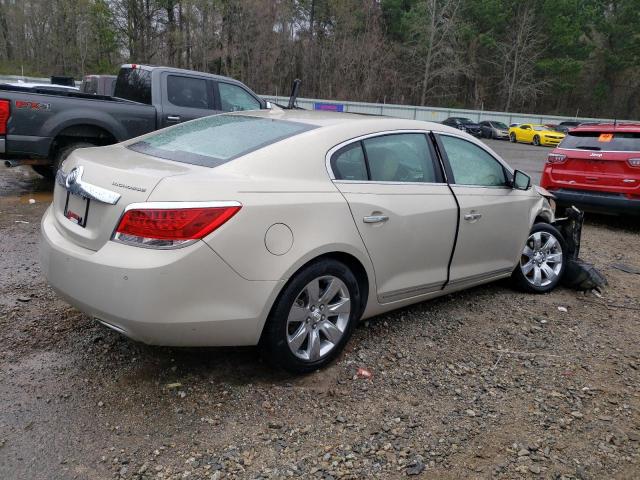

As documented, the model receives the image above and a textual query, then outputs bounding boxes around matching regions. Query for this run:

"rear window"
[559,132,640,151]
[128,115,316,167]
[114,67,152,104]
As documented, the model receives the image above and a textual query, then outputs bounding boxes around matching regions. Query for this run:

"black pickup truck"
[0,65,267,177]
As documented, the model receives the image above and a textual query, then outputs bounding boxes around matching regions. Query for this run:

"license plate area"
[64,191,90,228]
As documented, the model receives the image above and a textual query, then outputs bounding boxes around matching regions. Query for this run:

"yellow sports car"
[509,124,565,146]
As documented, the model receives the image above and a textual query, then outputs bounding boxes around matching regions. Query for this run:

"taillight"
[113,202,241,249]
[0,99,10,135]
[628,158,640,168]
[547,153,566,164]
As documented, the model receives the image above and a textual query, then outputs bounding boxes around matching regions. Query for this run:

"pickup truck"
[0,64,267,178]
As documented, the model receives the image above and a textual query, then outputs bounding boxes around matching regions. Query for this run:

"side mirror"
[265,101,272,109]
[513,170,531,190]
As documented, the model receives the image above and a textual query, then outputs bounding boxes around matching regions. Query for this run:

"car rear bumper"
[0,134,52,159]
[550,188,640,215]
[40,206,282,346]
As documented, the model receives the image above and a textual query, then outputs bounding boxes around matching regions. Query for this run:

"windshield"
[458,118,475,124]
[128,115,316,167]
[532,126,548,131]
[559,132,640,151]
[491,122,508,129]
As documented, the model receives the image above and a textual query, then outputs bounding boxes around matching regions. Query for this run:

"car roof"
[121,64,246,85]
[569,122,640,133]
[231,108,461,131]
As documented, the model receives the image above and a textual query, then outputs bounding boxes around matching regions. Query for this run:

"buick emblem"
[65,166,83,188]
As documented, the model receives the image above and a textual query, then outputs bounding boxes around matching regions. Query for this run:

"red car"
[540,123,640,215]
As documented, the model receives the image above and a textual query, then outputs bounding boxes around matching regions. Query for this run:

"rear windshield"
[559,132,640,151]
[128,115,316,167]
[114,67,151,104]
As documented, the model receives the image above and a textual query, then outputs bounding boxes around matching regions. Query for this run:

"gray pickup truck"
[0,64,267,177]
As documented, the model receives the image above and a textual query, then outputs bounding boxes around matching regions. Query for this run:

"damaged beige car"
[40,109,567,373]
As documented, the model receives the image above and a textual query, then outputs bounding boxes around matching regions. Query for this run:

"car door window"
[363,134,437,183]
[440,135,507,187]
[219,83,261,111]
[331,142,368,181]
[167,75,211,109]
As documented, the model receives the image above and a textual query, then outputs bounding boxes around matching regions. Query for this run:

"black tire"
[510,132,517,143]
[533,135,541,146]
[260,259,361,374]
[512,223,567,294]
[32,141,96,179]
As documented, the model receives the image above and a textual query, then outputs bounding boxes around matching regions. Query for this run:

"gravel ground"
[1,149,639,480]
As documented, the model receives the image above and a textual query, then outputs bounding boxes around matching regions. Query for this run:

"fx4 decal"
[15,100,51,111]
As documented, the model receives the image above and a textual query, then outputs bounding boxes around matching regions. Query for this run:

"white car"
[40,109,564,372]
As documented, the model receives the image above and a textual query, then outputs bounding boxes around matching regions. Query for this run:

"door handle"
[463,212,482,222]
[167,115,181,122]
[363,215,389,224]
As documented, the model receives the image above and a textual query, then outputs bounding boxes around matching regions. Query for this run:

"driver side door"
[435,134,537,287]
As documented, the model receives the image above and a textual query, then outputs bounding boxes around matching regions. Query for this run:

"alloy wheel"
[286,275,351,361]
[520,231,563,287]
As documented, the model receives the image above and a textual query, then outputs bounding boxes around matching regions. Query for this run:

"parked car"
[442,117,482,136]
[0,64,267,178]
[479,120,509,140]
[40,110,563,373]
[80,74,117,96]
[556,120,584,134]
[509,124,565,146]
[0,81,79,93]
[541,122,640,215]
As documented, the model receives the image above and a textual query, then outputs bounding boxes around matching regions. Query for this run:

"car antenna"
[287,79,302,109]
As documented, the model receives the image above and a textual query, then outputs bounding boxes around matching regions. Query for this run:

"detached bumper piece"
[553,206,607,291]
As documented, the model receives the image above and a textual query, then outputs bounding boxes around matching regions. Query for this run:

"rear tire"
[260,259,361,374]
[512,223,566,294]
[510,132,517,143]
[32,141,96,180]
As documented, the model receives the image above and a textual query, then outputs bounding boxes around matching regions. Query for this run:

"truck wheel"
[32,142,96,180]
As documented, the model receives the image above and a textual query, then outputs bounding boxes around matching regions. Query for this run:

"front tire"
[533,135,541,146]
[260,259,361,373]
[512,223,566,293]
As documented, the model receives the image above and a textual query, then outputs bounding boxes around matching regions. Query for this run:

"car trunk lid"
[51,145,195,251]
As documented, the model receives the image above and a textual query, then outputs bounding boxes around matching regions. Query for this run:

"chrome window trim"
[435,132,516,188]
[56,166,122,205]
[325,129,446,185]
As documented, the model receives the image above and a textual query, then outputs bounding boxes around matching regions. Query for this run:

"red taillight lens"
[113,204,241,248]
[547,153,566,164]
[628,158,640,168]
[0,99,10,135]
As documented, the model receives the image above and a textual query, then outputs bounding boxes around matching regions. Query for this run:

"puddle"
[0,166,53,203]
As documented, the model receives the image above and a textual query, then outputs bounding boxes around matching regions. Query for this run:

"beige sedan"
[40,108,564,372]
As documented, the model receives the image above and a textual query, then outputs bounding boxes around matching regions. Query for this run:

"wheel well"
[319,252,370,316]
[50,124,117,157]
[535,213,552,224]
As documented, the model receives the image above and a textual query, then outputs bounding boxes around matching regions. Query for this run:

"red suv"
[541,123,640,215]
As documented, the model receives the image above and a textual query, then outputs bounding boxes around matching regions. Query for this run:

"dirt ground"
[1,158,639,480]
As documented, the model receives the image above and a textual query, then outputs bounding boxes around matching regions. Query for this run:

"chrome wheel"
[286,275,351,361]
[520,231,563,287]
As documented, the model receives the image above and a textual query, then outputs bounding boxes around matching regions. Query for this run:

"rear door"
[552,131,640,195]
[159,72,217,128]
[435,133,537,285]
[330,131,458,303]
